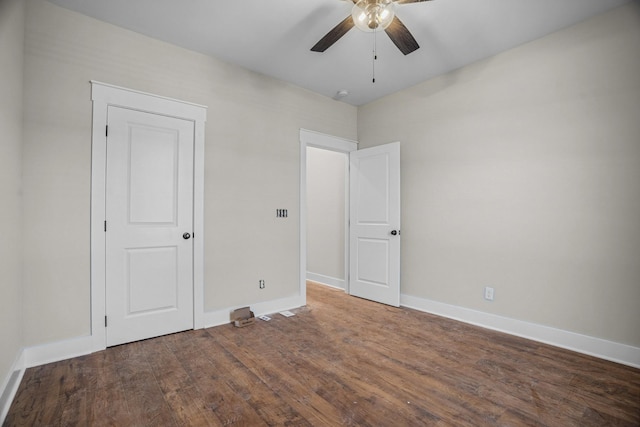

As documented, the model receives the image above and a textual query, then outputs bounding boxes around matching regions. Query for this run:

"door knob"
[183,232,191,240]
[391,230,399,236]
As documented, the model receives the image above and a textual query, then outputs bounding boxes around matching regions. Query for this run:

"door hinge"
[105,316,108,327]
[104,220,107,232]
[105,125,108,137]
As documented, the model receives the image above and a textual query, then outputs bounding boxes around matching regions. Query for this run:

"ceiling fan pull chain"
[372,28,377,83]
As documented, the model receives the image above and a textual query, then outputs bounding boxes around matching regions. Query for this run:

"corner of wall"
[0,0,27,423]
[0,350,25,425]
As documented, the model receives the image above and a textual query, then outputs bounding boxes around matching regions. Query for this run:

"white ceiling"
[47,0,631,106]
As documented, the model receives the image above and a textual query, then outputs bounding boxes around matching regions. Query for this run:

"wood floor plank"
[286,303,503,425]
[292,295,503,420]
[211,326,348,426]
[143,334,220,427]
[163,330,268,426]
[85,349,134,427]
[5,364,61,426]
[217,323,403,426]
[111,341,180,426]
[178,329,312,426]
[4,282,640,426]
[253,309,452,424]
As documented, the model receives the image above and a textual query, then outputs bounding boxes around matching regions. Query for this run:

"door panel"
[106,106,194,347]
[128,126,179,224]
[126,246,178,314]
[355,238,389,285]
[355,154,389,224]
[349,142,400,307]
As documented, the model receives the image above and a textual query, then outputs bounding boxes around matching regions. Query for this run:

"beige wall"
[358,3,640,347]
[0,0,25,390]
[8,0,638,356]
[21,0,357,346]
[307,147,346,282]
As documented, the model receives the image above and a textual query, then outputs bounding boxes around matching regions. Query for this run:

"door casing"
[90,81,207,351]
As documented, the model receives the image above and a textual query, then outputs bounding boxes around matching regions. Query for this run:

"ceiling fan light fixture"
[351,0,396,33]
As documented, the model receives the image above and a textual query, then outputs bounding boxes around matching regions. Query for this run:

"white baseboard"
[201,294,306,329]
[307,272,346,290]
[13,293,306,371]
[401,293,640,369]
[0,349,25,425]
[23,335,94,369]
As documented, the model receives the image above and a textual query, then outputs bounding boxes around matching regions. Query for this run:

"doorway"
[306,146,349,290]
[299,129,402,307]
[299,129,357,302]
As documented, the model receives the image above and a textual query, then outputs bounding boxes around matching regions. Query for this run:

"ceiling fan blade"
[385,16,420,55]
[395,0,433,3]
[311,16,355,52]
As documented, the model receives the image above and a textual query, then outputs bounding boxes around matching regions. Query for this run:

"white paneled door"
[349,142,401,307]
[105,106,194,347]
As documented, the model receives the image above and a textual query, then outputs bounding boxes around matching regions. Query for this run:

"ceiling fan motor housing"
[311,0,424,55]
[352,0,396,32]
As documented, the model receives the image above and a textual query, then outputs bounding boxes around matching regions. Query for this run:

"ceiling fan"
[311,0,433,56]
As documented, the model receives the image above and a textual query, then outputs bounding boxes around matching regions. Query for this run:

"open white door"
[105,106,195,347]
[349,142,401,307]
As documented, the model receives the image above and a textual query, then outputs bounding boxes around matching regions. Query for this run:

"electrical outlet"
[259,280,265,289]
[484,286,494,301]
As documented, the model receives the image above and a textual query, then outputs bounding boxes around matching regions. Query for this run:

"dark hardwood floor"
[5,282,640,426]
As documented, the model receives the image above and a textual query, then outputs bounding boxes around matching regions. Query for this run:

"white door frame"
[90,81,207,351]
[299,129,357,302]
